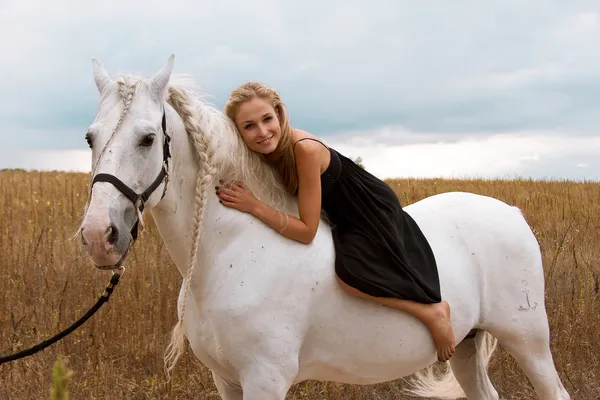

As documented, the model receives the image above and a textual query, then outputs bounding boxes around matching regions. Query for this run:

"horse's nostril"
[81,229,87,246]
[107,224,119,245]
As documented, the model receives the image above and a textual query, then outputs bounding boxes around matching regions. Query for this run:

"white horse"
[78,54,570,400]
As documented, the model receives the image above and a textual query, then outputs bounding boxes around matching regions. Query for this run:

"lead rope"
[0,267,125,365]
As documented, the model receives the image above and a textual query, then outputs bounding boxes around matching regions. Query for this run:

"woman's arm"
[216,140,324,244]
[254,140,323,244]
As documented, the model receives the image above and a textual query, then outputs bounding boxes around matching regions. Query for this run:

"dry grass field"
[0,169,598,399]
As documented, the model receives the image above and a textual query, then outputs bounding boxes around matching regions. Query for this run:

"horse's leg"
[485,301,570,399]
[238,361,296,400]
[492,324,570,400]
[475,213,571,399]
[212,371,243,400]
[447,330,499,400]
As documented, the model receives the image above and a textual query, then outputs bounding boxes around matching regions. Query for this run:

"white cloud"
[326,129,600,181]
[0,148,91,172]
[2,128,598,184]
[1,0,600,181]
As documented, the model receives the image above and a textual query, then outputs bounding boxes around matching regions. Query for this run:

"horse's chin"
[93,247,130,271]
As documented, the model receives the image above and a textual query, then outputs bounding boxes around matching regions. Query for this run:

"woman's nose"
[259,124,269,136]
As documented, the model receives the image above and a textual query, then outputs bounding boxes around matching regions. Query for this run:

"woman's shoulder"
[291,128,315,142]
[291,129,331,173]
[291,129,327,152]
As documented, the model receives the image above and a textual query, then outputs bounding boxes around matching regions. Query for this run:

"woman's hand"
[214,136,323,245]
[215,180,260,214]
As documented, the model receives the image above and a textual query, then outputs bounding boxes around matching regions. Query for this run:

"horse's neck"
[149,103,294,281]
[150,112,208,278]
[149,106,248,279]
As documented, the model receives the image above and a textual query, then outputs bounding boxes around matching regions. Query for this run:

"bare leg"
[336,276,456,361]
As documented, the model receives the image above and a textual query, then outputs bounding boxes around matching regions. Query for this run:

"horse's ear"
[92,57,111,95]
[150,53,175,100]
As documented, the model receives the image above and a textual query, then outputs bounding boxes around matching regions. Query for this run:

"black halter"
[91,109,171,241]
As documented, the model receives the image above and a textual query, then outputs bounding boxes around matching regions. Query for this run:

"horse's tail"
[403,330,498,399]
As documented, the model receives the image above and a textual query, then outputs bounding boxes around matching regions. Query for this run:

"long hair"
[224,82,298,194]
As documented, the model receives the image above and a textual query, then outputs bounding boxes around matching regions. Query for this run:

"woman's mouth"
[258,136,273,145]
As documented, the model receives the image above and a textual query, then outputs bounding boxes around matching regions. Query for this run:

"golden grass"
[0,170,598,399]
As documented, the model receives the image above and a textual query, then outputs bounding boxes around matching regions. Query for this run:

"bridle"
[90,108,172,242]
[0,99,172,367]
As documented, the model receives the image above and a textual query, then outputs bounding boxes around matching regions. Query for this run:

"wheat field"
[0,169,598,399]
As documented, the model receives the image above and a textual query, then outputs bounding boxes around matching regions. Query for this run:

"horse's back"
[405,191,545,325]
[297,191,544,382]
[404,191,540,273]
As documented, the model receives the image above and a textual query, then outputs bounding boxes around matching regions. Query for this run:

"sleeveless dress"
[295,138,441,303]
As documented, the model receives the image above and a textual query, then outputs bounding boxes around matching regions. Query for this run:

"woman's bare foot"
[423,301,456,362]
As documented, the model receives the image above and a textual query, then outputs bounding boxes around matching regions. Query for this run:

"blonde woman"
[216,82,456,362]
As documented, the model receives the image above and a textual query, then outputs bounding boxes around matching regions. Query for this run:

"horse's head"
[79,54,175,269]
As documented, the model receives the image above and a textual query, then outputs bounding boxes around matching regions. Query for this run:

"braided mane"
[109,73,297,378]
[168,75,296,213]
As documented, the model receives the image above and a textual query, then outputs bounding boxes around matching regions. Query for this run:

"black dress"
[295,138,441,304]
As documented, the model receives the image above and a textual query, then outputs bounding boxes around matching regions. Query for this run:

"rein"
[0,268,123,365]
[0,107,171,365]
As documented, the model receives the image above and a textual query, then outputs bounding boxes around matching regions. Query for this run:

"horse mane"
[165,74,297,215]
[109,72,299,377]
[103,73,294,212]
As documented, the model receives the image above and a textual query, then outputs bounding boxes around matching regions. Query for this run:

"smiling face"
[234,97,282,155]
[224,82,299,194]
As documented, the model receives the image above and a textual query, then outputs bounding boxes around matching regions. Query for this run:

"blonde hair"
[224,82,298,194]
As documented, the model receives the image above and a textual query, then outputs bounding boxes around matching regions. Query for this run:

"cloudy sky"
[2,0,600,181]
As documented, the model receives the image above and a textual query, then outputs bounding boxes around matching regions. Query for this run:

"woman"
[216,82,456,362]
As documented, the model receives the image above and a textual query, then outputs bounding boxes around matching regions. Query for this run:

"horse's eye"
[140,134,155,147]
[85,133,93,149]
